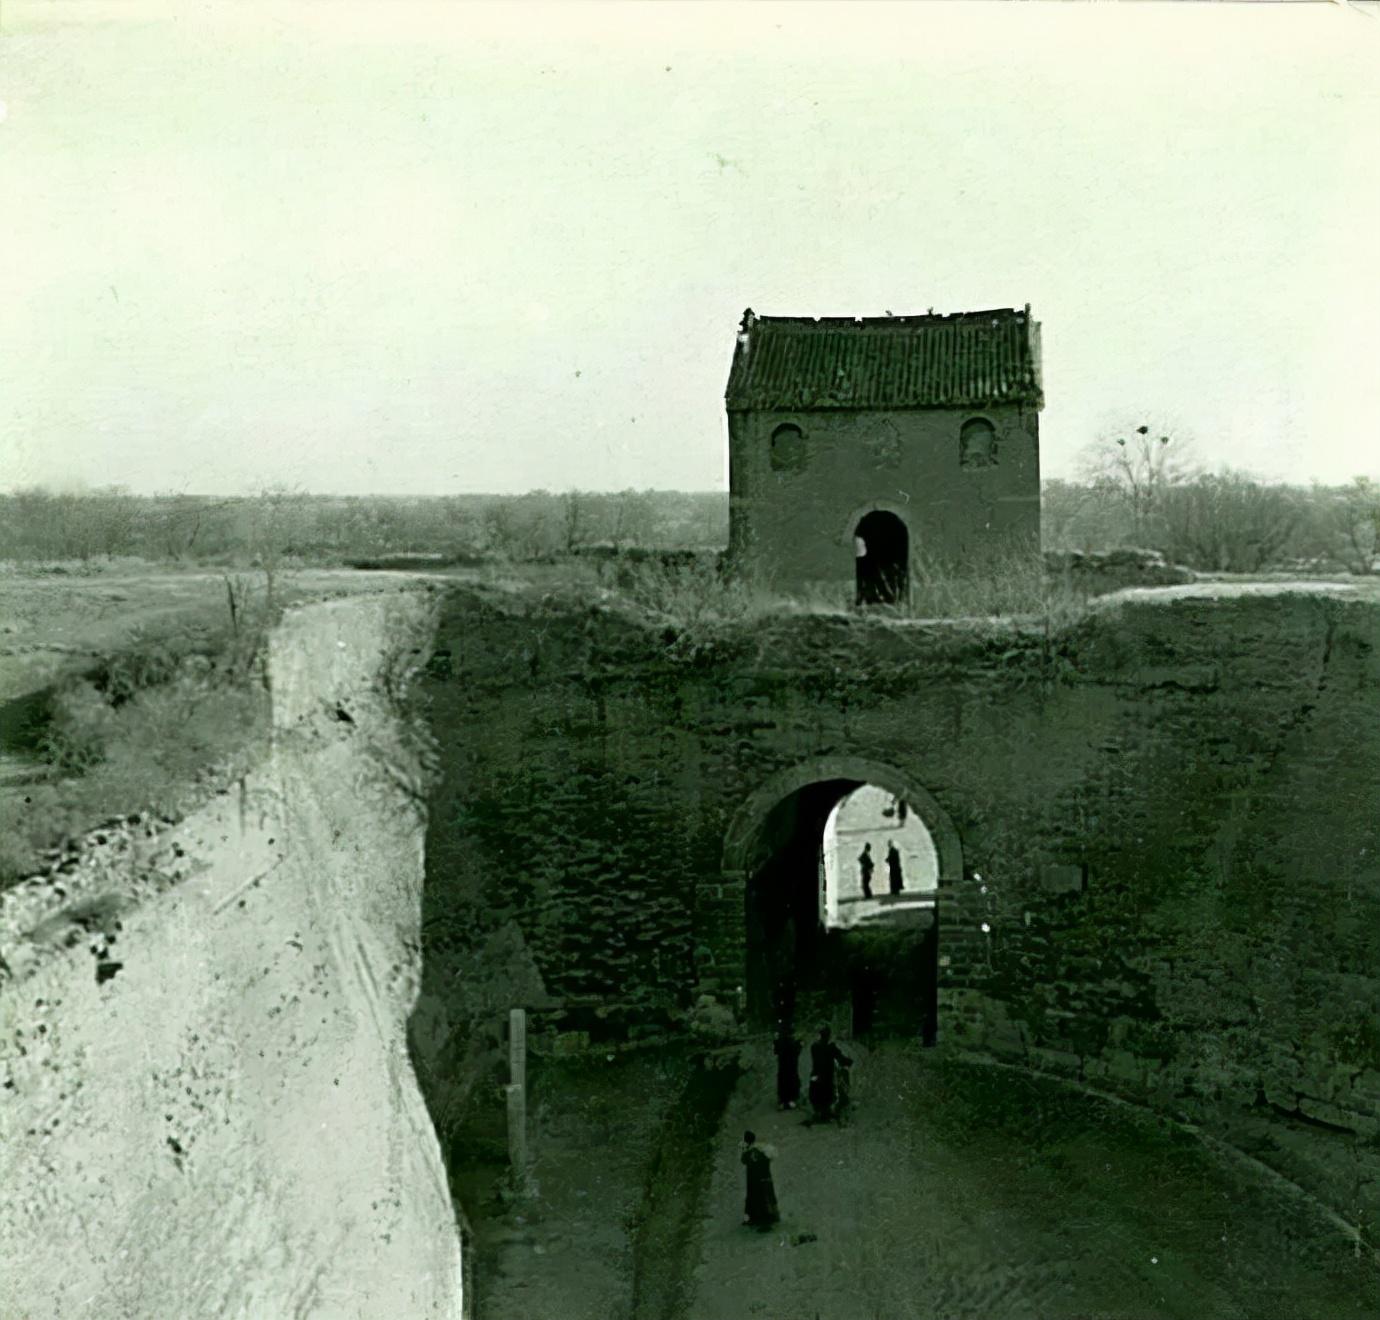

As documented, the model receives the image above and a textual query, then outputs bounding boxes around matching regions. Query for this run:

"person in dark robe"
[886,841,904,895]
[741,1131,779,1229]
[858,842,875,899]
[773,1021,802,1110]
[807,1025,852,1123]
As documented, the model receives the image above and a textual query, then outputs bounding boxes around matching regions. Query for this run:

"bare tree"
[560,489,590,554]
[21,486,141,562]
[1159,471,1301,572]
[1040,478,1113,553]
[90,487,140,560]
[154,492,223,561]
[1080,424,1196,546]
[611,488,655,551]
[481,499,524,560]
[1329,477,1380,574]
[247,483,306,611]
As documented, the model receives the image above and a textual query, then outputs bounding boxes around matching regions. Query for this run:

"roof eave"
[725,393,1044,412]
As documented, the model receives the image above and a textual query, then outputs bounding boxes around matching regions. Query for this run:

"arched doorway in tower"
[854,510,909,606]
[729,769,955,1043]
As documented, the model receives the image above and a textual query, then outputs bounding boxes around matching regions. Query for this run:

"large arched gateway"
[721,759,962,1043]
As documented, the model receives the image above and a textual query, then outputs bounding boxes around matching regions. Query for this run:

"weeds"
[599,546,1094,650]
[0,580,280,888]
[615,554,765,630]
[907,547,1090,632]
[3,668,270,887]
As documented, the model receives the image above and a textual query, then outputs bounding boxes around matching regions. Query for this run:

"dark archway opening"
[854,510,909,606]
[743,778,937,1044]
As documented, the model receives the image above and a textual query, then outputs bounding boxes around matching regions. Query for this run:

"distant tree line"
[2,450,1376,575]
[0,488,730,566]
[1045,426,1379,574]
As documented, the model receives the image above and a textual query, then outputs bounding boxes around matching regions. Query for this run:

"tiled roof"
[725,307,1042,411]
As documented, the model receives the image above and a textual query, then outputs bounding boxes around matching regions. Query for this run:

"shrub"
[615,553,762,630]
[42,681,120,771]
[2,650,270,889]
[101,635,186,704]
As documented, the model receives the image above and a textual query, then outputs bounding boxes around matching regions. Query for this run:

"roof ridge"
[726,305,1042,410]
[752,307,1026,327]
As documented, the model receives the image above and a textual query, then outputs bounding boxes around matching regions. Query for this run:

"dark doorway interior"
[745,779,856,1028]
[845,922,938,1045]
[855,510,909,606]
[743,778,937,1042]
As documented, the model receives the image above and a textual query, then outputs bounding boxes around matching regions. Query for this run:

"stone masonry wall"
[418,584,1379,1234]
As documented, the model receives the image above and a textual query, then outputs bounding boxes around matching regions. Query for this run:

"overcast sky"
[2,1,1378,495]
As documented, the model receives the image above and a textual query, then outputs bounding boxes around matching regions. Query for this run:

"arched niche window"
[770,422,808,474]
[959,417,998,469]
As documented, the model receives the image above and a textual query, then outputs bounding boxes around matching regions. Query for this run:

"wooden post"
[506,1009,528,1187]
[508,1008,526,1092]
[505,1082,527,1185]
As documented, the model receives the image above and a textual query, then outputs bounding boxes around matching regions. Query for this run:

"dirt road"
[684,1042,1374,1320]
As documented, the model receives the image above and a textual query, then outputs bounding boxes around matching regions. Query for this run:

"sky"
[2,1,1378,495]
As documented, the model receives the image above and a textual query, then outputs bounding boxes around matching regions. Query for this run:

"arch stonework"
[701,756,980,1031]
[721,756,962,883]
[837,498,913,550]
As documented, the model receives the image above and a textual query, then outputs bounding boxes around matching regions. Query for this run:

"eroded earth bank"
[2,590,464,1319]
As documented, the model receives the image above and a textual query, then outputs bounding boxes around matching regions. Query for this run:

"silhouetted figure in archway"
[773,1021,802,1110]
[858,842,875,899]
[808,1026,852,1123]
[741,1131,779,1230]
[886,841,904,895]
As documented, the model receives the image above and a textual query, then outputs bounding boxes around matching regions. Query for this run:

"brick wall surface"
[727,405,1040,596]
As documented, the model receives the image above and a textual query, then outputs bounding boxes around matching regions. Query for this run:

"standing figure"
[741,1131,780,1229]
[858,842,875,899]
[886,841,904,895]
[808,1025,852,1123]
[773,1021,803,1110]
